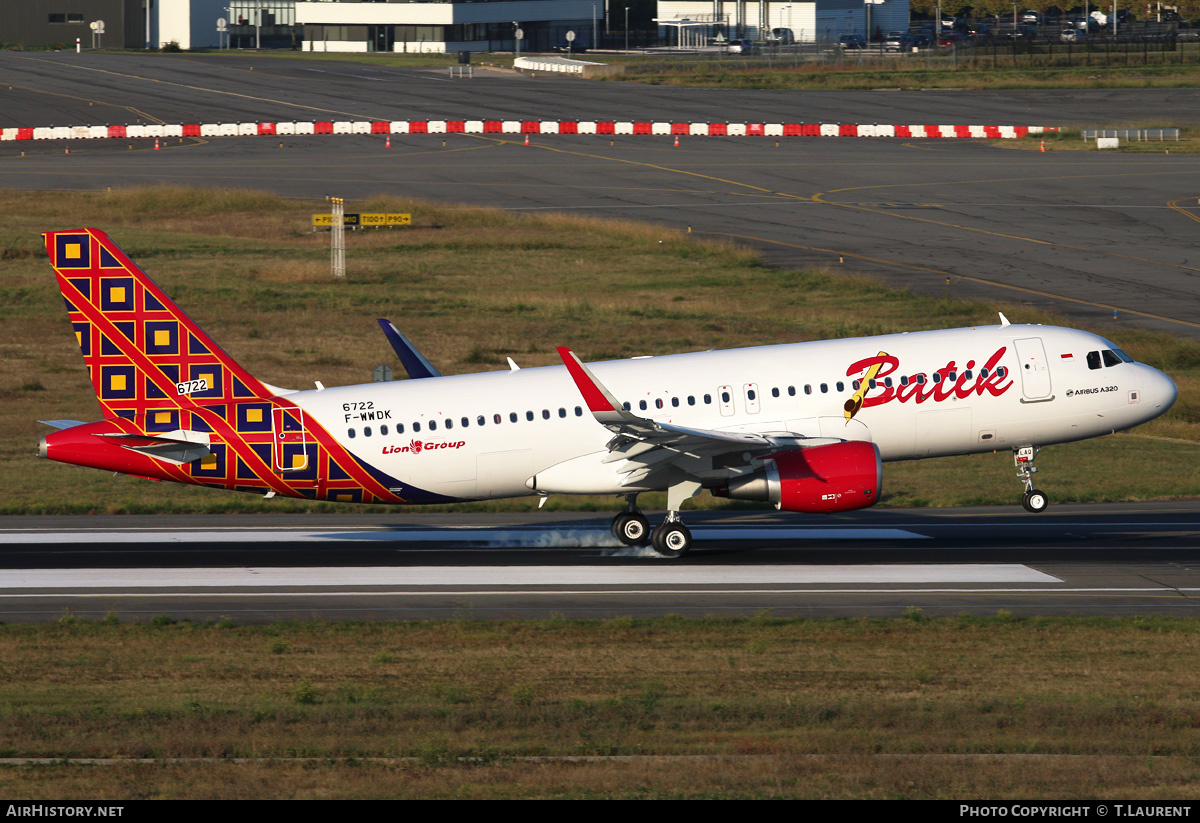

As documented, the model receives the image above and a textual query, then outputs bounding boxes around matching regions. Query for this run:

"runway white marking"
[0,564,1059,589]
[0,526,927,545]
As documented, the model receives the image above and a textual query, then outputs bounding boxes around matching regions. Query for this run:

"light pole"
[592,4,597,50]
[513,21,520,59]
[625,4,629,52]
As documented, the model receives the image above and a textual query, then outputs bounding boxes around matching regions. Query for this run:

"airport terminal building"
[2,0,909,51]
[656,0,910,44]
[296,0,606,54]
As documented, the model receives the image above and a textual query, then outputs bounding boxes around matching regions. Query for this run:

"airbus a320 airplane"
[38,229,1178,557]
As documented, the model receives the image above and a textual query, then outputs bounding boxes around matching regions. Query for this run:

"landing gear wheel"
[1022,489,1048,513]
[651,522,692,558]
[611,512,651,546]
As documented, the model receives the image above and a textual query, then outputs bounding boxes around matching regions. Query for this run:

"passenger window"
[704,394,712,404]
[558,408,566,418]
[413,422,421,432]
[747,389,756,401]
[655,399,664,409]
[948,371,957,382]
[916,375,926,385]
[868,380,876,389]
[721,391,731,403]
[804,385,812,395]
[852,380,860,390]
[1087,351,1102,370]
[883,377,892,388]
[997,367,1006,378]
[900,376,909,386]
[788,386,796,396]
[364,426,372,437]
[526,411,534,421]
[542,409,550,420]
[820,383,828,393]
[623,402,631,411]
[575,406,583,416]
[477,415,485,426]
[494,414,502,424]
[348,428,356,438]
[771,387,779,398]
[639,400,647,410]
[671,397,679,407]
[688,396,695,406]
[836,381,844,392]
[510,413,518,423]
[381,425,388,435]
[445,419,452,429]
[963,370,972,380]
[462,417,469,427]
[397,424,405,433]
[1102,349,1122,367]
[933,373,942,384]
[429,421,437,431]
[979,369,988,379]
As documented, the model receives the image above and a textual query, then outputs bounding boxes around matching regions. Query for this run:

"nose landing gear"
[1015,446,1049,513]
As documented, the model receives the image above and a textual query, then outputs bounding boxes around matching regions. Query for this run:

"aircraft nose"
[1145,366,1178,412]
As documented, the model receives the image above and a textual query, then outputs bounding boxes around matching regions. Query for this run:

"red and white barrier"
[3,119,1059,143]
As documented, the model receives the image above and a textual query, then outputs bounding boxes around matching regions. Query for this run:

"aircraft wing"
[556,347,839,488]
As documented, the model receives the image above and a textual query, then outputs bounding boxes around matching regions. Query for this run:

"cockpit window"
[1101,349,1122,367]
[1086,351,1102,370]
[1110,347,1135,363]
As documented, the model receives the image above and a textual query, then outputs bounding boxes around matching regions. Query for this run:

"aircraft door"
[717,385,735,416]
[272,406,309,471]
[1013,337,1052,400]
[743,383,760,414]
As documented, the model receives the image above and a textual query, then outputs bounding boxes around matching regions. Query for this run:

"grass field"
[2,185,1198,514]
[2,614,1200,799]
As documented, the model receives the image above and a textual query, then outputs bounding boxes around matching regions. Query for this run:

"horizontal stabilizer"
[377,319,442,380]
[98,429,212,466]
[39,420,86,430]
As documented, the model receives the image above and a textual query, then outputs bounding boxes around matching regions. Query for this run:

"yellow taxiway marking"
[1167,196,1200,225]
[703,230,1200,331]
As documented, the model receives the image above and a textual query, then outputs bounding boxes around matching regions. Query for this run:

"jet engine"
[713,441,882,513]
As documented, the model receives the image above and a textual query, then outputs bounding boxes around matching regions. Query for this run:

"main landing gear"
[1014,446,1049,513]
[609,493,694,558]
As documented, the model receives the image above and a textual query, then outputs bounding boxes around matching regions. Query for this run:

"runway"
[3,502,1199,622]
[3,53,1200,338]
[2,53,1199,623]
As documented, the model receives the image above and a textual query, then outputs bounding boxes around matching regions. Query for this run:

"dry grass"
[2,615,1200,798]
[1,185,1197,514]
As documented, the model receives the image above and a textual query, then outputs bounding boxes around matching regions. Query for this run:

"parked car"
[1005,25,1038,39]
[884,30,914,51]
[552,43,588,53]
[1021,10,1042,23]
[960,22,991,41]
[838,34,867,49]
[725,39,761,54]
[1059,27,1086,42]
[767,27,795,44]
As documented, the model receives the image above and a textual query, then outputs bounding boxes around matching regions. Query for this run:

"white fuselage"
[284,323,1177,502]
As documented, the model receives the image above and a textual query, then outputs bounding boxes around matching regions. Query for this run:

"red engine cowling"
[715,441,882,514]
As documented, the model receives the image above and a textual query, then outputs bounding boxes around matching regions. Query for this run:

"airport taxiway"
[3,52,1200,338]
